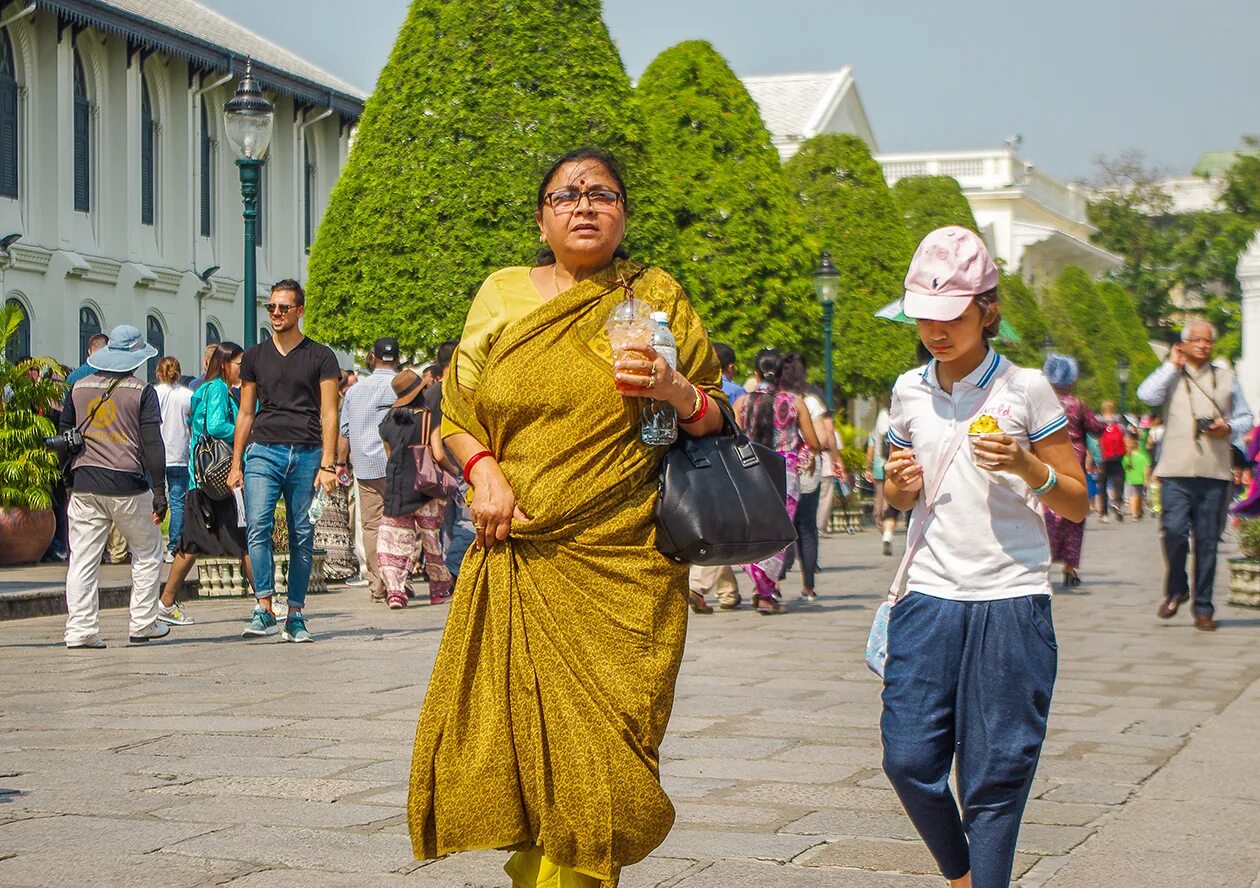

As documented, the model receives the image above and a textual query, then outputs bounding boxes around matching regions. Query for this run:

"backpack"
[1100,422,1126,460]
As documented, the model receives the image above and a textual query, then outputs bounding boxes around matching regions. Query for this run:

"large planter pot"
[1228,557,1260,608]
[0,507,55,565]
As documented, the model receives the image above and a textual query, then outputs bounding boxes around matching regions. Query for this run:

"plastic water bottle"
[307,488,329,525]
[641,312,678,446]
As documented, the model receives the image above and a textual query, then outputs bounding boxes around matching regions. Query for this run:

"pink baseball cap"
[902,226,999,322]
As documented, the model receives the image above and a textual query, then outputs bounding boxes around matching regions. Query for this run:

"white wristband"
[1030,464,1057,497]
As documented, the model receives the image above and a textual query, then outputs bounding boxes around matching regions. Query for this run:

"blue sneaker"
[242,606,279,638]
[282,612,313,643]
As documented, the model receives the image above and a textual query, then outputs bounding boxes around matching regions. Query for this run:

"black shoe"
[882,540,892,557]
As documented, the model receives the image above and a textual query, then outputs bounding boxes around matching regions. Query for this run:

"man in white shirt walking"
[337,338,400,602]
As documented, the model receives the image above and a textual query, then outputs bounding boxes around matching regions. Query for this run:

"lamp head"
[813,251,840,305]
[223,61,275,161]
[0,233,21,252]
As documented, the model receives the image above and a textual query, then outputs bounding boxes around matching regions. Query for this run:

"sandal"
[755,594,788,616]
[688,591,714,615]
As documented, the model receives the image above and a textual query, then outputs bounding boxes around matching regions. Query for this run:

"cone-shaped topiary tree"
[1043,266,1120,406]
[305,0,644,353]
[893,176,980,251]
[997,271,1048,369]
[785,134,915,396]
[1097,280,1159,380]
[634,40,814,364]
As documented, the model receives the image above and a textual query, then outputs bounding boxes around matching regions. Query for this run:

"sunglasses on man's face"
[264,303,298,316]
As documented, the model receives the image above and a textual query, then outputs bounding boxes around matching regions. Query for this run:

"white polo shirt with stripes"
[888,350,1068,601]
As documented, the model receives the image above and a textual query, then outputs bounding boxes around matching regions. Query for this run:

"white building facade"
[877,148,1120,285]
[0,0,365,379]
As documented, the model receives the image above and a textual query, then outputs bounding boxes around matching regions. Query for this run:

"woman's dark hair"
[780,353,808,394]
[535,147,631,266]
[205,341,244,383]
[973,287,1001,341]
[745,348,784,447]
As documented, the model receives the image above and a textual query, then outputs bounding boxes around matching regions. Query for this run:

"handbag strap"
[887,364,1014,599]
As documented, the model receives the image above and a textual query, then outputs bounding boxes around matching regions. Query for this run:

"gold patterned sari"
[408,259,725,885]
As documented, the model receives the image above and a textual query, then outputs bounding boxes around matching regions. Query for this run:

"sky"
[201,0,1260,183]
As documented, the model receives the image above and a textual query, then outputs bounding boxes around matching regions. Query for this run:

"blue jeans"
[243,443,321,608]
[881,592,1057,887]
[164,465,190,554]
[1160,476,1230,616]
[443,480,475,578]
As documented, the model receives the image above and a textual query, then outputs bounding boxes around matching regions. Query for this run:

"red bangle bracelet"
[680,388,709,425]
[463,450,494,484]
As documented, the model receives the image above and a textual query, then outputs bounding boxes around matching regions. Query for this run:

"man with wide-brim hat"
[57,324,171,648]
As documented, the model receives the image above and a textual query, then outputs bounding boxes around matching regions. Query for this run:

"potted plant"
[1228,519,1260,608]
[0,303,64,565]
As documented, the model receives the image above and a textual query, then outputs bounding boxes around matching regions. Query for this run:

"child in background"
[1122,432,1151,520]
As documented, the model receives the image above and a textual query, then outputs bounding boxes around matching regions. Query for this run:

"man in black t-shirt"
[227,279,340,643]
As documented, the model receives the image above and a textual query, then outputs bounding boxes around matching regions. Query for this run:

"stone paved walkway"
[2,518,1259,887]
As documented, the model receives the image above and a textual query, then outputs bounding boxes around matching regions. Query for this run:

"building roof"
[741,68,877,159]
[742,70,849,142]
[1191,151,1240,179]
[37,0,367,118]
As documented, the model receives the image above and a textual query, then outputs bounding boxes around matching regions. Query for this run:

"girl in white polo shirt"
[880,227,1089,888]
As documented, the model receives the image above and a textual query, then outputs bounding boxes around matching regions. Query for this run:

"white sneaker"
[157,602,195,626]
[66,635,107,650]
[163,551,175,564]
[129,621,171,644]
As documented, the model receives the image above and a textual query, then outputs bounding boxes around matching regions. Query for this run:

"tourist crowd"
[28,143,1260,888]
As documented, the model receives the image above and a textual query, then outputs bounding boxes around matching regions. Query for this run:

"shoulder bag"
[192,386,236,501]
[655,400,796,566]
[866,367,1013,677]
[411,409,459,500]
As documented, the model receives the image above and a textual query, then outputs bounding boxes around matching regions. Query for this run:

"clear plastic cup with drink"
[606,296,655,371]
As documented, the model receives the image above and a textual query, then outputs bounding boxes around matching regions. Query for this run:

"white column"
[1237,232,1260,413]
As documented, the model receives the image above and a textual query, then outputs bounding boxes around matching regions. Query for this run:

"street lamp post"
[812,251,840,411]
[1117,356,1131,417]
[1041,333,1055,362]
[223,62,275,348]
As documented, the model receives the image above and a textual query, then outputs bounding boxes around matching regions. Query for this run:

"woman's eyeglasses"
[544,189,623,212]
[264,304,296,316]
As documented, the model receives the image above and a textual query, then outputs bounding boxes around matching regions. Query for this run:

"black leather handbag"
[192,392,235,501]
[655,402,796,565]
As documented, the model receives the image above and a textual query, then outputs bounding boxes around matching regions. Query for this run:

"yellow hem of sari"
[505,847,612,888]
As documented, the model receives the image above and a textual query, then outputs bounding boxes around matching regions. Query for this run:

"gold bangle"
[680,384,704,423]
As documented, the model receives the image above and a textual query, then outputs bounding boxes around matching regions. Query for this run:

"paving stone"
[652,828,824,863]
[1039,782,1136,806]
[1022,800,1112,827]
[800,837,1039,879]
[145,775,391,803]
[0,851,251,888]
[166,823,413,873]
[779,808,918,840]
[1014,823,1095,855]
[674,801,799,829]
[662,757,862,785]
[674,858,943,886]
[0,814,215,854]
[152,796,399,828]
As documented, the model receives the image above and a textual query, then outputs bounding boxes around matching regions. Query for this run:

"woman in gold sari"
[408,148,727,887]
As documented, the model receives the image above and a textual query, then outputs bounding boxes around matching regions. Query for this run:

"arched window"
[4,297,29,362]
[199,98,212,237]
[146,314,164,383]
[0,29,18,199]
[205,321,220,346]
[78,306,101,364]
[303,135,314,249]
[72,50,90,213]
[140,75,155,225]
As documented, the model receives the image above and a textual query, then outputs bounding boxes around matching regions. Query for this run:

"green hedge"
[1043,267,1120,405]
[304,0,642,353]
[893,176,980,254]
[634,40,814,367]
[784,134,915,396]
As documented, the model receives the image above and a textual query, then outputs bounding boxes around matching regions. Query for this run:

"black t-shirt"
[239,337,339,446]
[379,407,430,517]
[423,380,443,429]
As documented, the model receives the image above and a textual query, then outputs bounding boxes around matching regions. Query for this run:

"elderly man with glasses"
[1138,319,1253,631]
[226,279,341,643]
